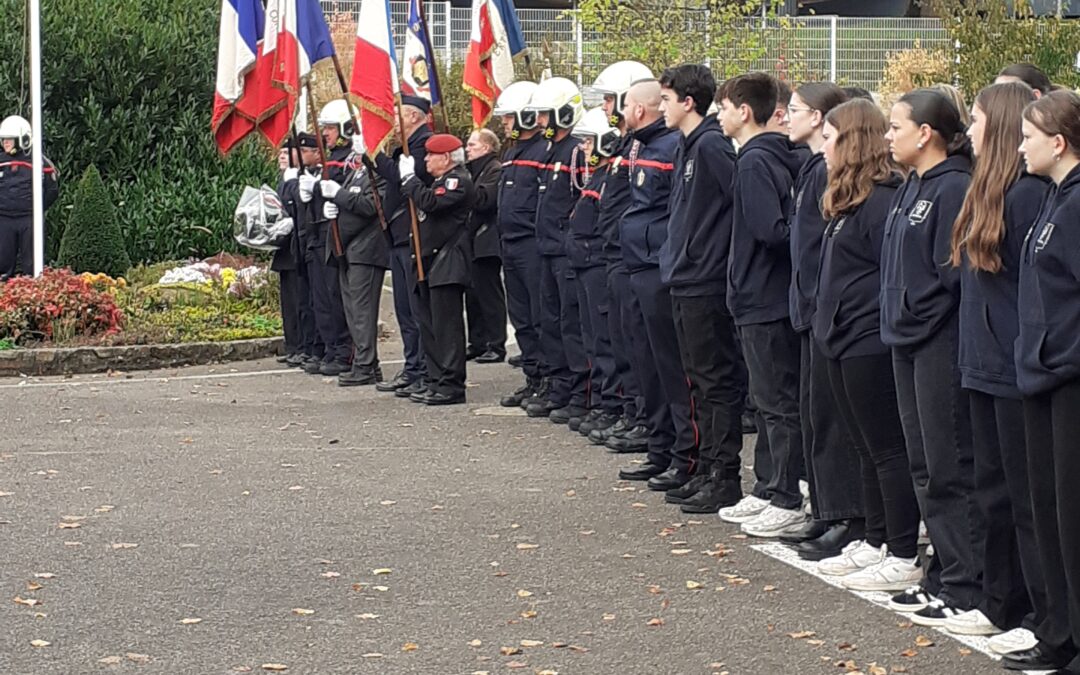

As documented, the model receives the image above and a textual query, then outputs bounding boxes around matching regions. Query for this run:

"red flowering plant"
[0,268,125,345]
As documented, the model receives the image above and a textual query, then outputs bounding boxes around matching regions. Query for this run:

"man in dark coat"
[273,140,318,368]
[464,128,507,364]
[320,133,391,387]
[398,134,475,405]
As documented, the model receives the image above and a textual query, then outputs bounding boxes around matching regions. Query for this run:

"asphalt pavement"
[0,339,1015,675]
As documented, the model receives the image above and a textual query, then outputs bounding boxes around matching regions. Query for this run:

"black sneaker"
[665,474,709,504]
[888,585,934,613]
[508,355,522,368]
[580,411,618,436]
[500,381,535,408]
[910,599,963,627]
[549,405,587,424]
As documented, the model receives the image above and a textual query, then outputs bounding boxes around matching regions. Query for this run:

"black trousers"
[739,320,803,510]
[339,263,385,374]
[414,281,466,398]
[539,255,588,407]
[607,263,642,421]
[306,248,352,364]
[892,316,982,610]
[801,333,864,521]
[827,352,920,559]
[465,256,507,356]
[390,246,426,381]
[0,215,35,279]
[297,257,323,359]
[278,269,303,355]
[502,237,544,381]
[671,294,743,480]
[577,264,621,413]
[628,267,697,473]
[1024,383,1080,669]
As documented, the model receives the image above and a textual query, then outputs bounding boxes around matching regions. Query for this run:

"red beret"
[425,133,463,154]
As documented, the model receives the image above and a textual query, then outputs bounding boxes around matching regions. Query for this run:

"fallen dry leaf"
[30,639,50,647]
[291,608,315,616]
[958,648,972,656]
[516,589,533,598]
[506,662,528,670]
[57,522,81,529]
[838,642,857,652]
[14,596,41,607]
[646,618,664,627]
[500,646,522,656]
[686,580,703,590]
[379,500,397,506]
[468,639,482,647]
[788,631,816,639]
[372,585,389,592]
[126,653,151,664]
[914,635,934,648]
[356,613,379,620]
[520,639,544,647]
[401,642,418,652]
[602,613,616,621]
[763,585,778,592]
[521,610,537,619]
[372,568,392,575]
[808,639,826,646]
[361,653,383,659]
[515,543,539,550]
[26,581,42,591]
[98,655,123,665]
[33,573,56,579]
[320,571,340,579]
[900,649,917,658]
[261,665,288,672]
[180,618,202,625]
[111,542,138,550]
[868,665,888,675]
[569,645,590,653]
[538,670,559,675]
[670,549,692,556]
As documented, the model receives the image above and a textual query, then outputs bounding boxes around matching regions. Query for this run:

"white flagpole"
[30,0,44,276]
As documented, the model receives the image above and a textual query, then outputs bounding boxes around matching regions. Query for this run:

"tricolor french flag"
[211,0,266,154]
[462,0,526,128]
[350,0,399,156]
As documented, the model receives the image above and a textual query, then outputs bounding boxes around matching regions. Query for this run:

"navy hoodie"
[813,176,902,360]
[534,132,584,256]
[880,154,972,348]
[789,153,828,332]
[727,132,809,326]
[959,173,1050,398]
[599,135,634,266]
[660,116,737,297]
[566,164,608,269]
[1016,163,1080,396]
[497,132,548,244]
[620,118,680,272]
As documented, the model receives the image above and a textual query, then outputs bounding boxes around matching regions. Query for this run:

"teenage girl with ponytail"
[948,81,1051,645]
[880,88,980,627]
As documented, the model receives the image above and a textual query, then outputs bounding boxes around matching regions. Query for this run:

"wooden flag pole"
[395,92,426,282]
[328,55,388,232]
[305,83,345,258]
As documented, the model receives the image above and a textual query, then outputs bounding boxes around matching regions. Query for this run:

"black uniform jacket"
[402,164,476,288]
[331,158,391,269]
[467,153,502,260]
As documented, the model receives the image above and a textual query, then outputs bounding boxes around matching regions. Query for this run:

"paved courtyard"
[0,341,1014,674]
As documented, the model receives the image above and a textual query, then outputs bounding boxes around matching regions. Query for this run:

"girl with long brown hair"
[809,98,922,595]
[1009,89,1080,674]
[946,81,1050,644]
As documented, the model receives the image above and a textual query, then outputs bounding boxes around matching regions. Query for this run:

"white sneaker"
[943,609,1002,636]
[817,540,884,576]
[741,505,806,538]
[988,627,1037,655]
[840,555,921,592]
[719,495,769,524]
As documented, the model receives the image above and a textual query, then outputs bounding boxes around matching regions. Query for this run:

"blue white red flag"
[401,0,441,106]
[351,0,399,155]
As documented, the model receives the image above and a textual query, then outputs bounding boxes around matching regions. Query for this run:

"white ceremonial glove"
[298,174,318,203]
[323,202,340,219]
[282,167,299,182]
[351,132,366,155]
[320,179,342,199]
[398,154,416,182]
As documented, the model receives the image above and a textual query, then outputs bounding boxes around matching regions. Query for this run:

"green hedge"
[0,0,275,265]
[57,164,131,277]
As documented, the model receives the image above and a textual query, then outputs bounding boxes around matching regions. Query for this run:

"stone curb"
[0,337,284,377]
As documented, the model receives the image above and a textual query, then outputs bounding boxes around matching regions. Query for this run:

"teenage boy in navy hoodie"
[614,79,697,491]
[656,65,744,514]
[717,73,809,538]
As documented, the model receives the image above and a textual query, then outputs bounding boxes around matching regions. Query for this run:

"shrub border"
[0,337,284,377]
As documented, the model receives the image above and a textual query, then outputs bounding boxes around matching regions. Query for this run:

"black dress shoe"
[1003,645,1072,671]
[500,380,536,407]
[550,405,588,425]
[580,411,618,435]
[779,519,831,545]
[276,354,291,363]
[648,467,691,491]
[526,400,560,418]
[680,479,742,513]
[605,425,650,453]
[795,520,865,562]
[618,462,667,481]
[319,360,351,376]
[395,380,426,398]
[508,354,522,368]
[422,391,466,406]
[474,350,505,364]
[338,368,378,386]
[285,353,306,367]
[376,371,412,392]
[303,358,324,374]
[741,411,757,434]
[590,416,631,444]
[466,348,484,361]
[665,474,709,504]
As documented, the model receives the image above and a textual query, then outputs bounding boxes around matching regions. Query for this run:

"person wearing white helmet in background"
[492,81,550,410]
[520,77,590,428]
[0,115,58,279]
[564,108,626,437]
[583,61,655,452]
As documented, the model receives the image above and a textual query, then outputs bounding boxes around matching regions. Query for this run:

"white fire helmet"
[493,81,540,137]
[588,61,654,124]
[525,77,584,130]
[317,100,359,138]
[572,107,621,158]
[0,115,32,153]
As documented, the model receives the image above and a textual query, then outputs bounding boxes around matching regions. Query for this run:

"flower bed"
[0,254,282,349]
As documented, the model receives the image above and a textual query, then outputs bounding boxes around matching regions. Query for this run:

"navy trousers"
[305,248,351,364]
[607,263,642,420]
[539,255,588,407]
[390,246,426,381]
[576,264,621,413]
[502,237,544,381]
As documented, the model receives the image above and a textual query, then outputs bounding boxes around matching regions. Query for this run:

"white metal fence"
[320,1,952,90]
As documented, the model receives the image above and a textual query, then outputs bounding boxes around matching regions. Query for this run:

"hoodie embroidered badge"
[1035,222,1055,252]
[908,200,933,224]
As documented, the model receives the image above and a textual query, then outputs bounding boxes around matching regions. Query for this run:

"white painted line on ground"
[750,542,1049,675]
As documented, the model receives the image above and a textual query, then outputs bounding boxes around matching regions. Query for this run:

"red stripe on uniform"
[0,161,55,173]
[511,159,545,169]
[581,189,601,200]
[634,159,674,171]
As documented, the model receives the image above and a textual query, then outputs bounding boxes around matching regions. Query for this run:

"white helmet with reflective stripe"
[317,100,359,138]
[572,107,621,158]
[588,61,654,124]
[0,115,32,152]
[494,81,540,135]
[525,77,584,129]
